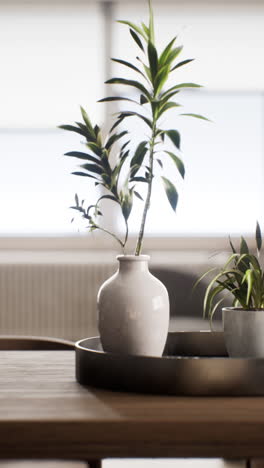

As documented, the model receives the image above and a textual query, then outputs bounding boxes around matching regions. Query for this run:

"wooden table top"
[2,350,264,460]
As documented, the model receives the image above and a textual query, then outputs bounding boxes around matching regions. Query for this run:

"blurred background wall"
[0,0,263,338]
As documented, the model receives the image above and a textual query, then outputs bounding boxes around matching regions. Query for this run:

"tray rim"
[75,333,264,362]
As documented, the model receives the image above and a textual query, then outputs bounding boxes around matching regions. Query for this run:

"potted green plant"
[199,222,264,357]
[60,0,205,356]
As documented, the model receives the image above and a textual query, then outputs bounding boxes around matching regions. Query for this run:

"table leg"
[247,460,264,468]
[87,459,102,468]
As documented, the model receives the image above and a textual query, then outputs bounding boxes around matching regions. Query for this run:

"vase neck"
[117,255,150,273]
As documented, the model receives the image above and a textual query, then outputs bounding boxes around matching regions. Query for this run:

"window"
[0,1,104,234]
[1,1,264,237]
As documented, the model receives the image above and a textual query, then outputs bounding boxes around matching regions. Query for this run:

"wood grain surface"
[1,351,264,460]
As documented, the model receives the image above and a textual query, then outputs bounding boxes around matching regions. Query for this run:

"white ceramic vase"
[97,255,170,357]
[223,307,264,357]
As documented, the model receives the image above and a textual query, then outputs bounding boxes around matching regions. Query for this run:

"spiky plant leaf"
[154,65,170,96]
[105,130,128,150]
[117,20,146,40]
[86,142,102,156]
[165,129,181,150]
[161,176,178,211]
[240,236,249,254]
[80,163,103,175]
[147,41,158,81]
[64,151,102,165]
[118,111,152,129]
[59,125,87,138]
[111,58,146,78]
[98,96,138,104]
[171,58,194,71]
[80,107,96,138]
[159,37,177,67]
[130,141,148,176]
[140,94,148,104]
[71,172,99,180]
[180,113,211,121]
[105,77,151,100]
[165,46,183,67]
[256,221,262,253]
[129,28,144,51]
[165,151,185,178]
[162,82,202,99]
[134,190,144,201]
[148,0,155,43]
[157,102,181,119]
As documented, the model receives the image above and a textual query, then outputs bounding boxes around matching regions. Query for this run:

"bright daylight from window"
[1,1,264,237]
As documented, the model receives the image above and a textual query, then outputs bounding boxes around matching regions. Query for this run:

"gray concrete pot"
[222,307,264,357]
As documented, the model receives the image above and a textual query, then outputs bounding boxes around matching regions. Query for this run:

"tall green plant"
[197,222,264,325]
[60,0,206,254]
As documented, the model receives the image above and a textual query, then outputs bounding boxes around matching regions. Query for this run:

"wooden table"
[1,351,264,467]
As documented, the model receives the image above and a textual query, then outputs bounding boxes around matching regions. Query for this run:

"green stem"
[134,123,156,256]
[95,225,125,250]
[124,218,129,250]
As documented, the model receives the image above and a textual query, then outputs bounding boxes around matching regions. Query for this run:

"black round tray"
[75,331,264,395]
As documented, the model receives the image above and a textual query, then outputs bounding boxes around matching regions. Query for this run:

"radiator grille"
[0,262,116,341]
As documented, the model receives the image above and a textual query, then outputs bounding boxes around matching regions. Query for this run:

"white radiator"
[0,259,116,341]
[0,249,224,340]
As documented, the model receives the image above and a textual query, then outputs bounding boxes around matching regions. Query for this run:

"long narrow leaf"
[105,77,151,100]
[58,125,87,138]
[165,151,185,178]
[159,37,177,67]
[80,163,103,175]
[166,46,183,67]
[98,96,138,104]
[171,58,194,71]
[165,129,181,150]
[117,20,147,40]
[193,267,218,291]
[105,130,128,150]
[209,297,226,329]
[148,0,155,44]
[240,236,249,254]
[64,151,102,165]
[111,58,146,78]
[80,107,96,138]
[162,83,202,99]
[256,221,262,253]
[161,176,178,211]
[229,236,237,254]
[97,194,118,204]
[130,141,148,171]
[129,29,144,51]
[180,113,210,122]
[134,190,144,201]
[155,65,170,96]
[242,269,254,306]
[119,111,152,129]
[157,102,181,119]
[71,172,99,180]
[148,41,158,81]
[131,176,148,183]
[204,284,224,320]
